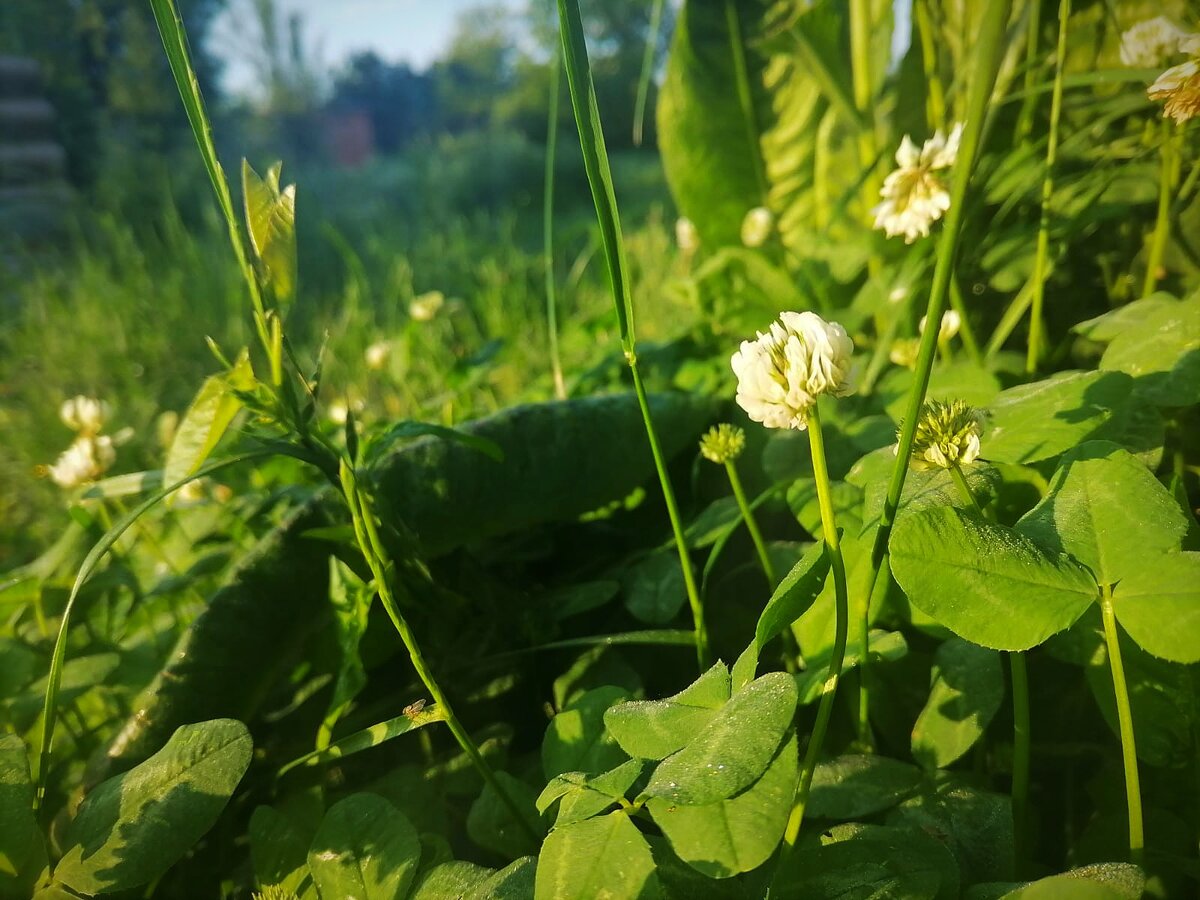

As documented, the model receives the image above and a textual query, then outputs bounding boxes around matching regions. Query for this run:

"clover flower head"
[889,337,921,369]
[45,434,116,488]
[740,206,774,248]
[731,311,854,431]
[60,395,109,435]
[920,309,961,342]
[365,340,391,371]
[699,423,746,464]
[675,217,700,254]
[873,123,963,243]
[1120,17,1189,68]
[900,398,986,470]
[409,290,445,322]
[252,887,300,900]
[1149,59,1200,124]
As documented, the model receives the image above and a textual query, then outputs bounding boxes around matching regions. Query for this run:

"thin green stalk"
[868,0,1012,581]
[783,405,849,846]
[1009,650,1031,876]
[949,462,983,515]
[1014,0,1044,141]
[557,0,708,667]
[1142,120,1174,298]
[986,273,1037,360]
[340,463,539,844]
[725,459,775,586]
[948,276,983,366]
[632,0,666,147]
[849,0,880,216]
[725,0,768,200]
[544,47,566,399]
[1026,0,1069,376]
[1099,583,1145,865]
[914,0,946,131]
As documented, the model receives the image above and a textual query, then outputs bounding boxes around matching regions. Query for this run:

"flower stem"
[783,405,849,846]
[1009,650,1031,876]
[544,46,566,400]
[1026,0,1069,376]
[340,462,540,844]
[725,459,775,586]
[1142,120,1174,298]
[949,462,983,515]
[1099,583,1144,865]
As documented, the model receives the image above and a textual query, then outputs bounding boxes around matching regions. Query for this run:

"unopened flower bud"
[740,207,774,248]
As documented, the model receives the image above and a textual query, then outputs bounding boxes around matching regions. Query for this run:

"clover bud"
[731,311,854,431]
[900,398,986,470]
[675,217,700,255]
[409,290,445,322]
[699,423,746,464]
[740,206,774,248]
[364,340,391,371]
[919,309,961,342]
[44,434,116,488]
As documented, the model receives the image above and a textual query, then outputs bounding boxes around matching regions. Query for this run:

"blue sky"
[214,0,526,95]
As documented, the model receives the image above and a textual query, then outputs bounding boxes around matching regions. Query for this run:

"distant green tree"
[329,52,437,153]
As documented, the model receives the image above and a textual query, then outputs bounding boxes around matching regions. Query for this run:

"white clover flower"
[897,399,986,470]
[675,217,700,255]
[1120,17,1189,68]
[731,311,854,431]
[920,309,961,342]
[46,435,116,488]
[60,395,109,435]
[1149,59,1200,124]
[1181,34,1200,56]
[873,124,963,244]
[364,340,391,371]
[699,424,746,464]
[409,290,445,323]
[740,207,774,248]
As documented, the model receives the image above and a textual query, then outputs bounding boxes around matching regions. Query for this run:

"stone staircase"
[0,55,70,245]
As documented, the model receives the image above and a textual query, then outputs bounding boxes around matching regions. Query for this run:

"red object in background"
[325,109,375,168]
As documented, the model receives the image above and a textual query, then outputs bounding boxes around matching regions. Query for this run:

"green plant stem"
[632,362,708,667]
[632,0,665,147]
[725,460,775,586]
[1026,0,1069,376]
[544,47,566,399]
[914,0,946,131]
[867,0,1012,590]
[849,0,880,218]
[557,0,708,668]
[1009,650,1031,876]
[1142,120,1174,298]
[1099,583,1144,865]
[1014,0,1044,141]
[340,463,539,844]
[783,405,849,846]
[948,276,983,366]
[949,462,982,515]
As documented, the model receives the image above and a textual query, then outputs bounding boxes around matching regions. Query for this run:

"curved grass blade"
[632,0,666,147]
[34,451,272,809]
[278,704,446,777]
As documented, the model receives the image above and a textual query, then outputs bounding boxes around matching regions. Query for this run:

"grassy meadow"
[2,1,1200,898]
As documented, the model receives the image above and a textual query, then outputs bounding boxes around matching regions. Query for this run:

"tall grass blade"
[557,0,709,666]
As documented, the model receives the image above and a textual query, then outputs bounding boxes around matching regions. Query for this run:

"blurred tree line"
[0,0,671,204]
